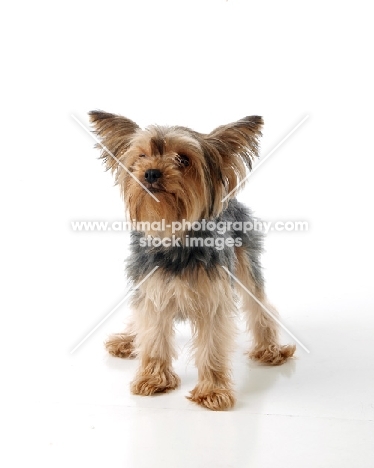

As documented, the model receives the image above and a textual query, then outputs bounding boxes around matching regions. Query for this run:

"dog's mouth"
[148,187,164,193]
[146,184,167,193]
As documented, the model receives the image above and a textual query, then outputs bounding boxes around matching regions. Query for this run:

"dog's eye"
[177,154,190,167]
[139,154,146,158]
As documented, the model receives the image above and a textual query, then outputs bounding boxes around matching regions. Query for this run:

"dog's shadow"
[102,326,297,411]
[235,354,297,409]
[104,352,138,372]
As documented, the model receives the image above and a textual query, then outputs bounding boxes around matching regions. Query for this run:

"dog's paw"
[105,333,136,358]
[249,344,296,365]
[130,364,180,396]
[187,383,235,411]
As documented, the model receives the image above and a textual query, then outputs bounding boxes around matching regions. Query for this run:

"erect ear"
[207,116,263,169]
[88,110,139,172]
[204,116,263,195]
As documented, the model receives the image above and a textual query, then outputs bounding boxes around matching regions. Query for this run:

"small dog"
[89,111,295,411]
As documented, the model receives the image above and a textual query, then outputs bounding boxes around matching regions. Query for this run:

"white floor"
[4,308,373,468]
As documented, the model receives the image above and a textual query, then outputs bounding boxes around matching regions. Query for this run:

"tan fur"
[235,246,296,364]
[89,112,264,234]
[123,268,236,407]
[105,332,136,358]
[89,111,296,410]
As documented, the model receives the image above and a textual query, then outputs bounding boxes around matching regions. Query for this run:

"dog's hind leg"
[235,246,296,365]
[105,325,137,358]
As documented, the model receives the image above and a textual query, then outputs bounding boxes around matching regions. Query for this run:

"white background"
[1,1,373,467]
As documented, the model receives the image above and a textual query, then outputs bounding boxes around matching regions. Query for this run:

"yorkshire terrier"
[89,110,296,411]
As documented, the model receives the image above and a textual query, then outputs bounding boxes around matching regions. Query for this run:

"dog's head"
[89,111,263,227]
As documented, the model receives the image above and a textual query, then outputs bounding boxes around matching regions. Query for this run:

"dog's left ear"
[204,116,263,194]
[207,116,263,169]
[88,110,139,173]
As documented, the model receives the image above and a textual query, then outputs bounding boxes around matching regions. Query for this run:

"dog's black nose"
[144,169,162,184]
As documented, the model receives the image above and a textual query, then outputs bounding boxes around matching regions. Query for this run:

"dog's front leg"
[188,278,236,411]
[130,288,180,396]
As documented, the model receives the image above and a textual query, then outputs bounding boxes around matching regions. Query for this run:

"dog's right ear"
[88,110,139,172]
